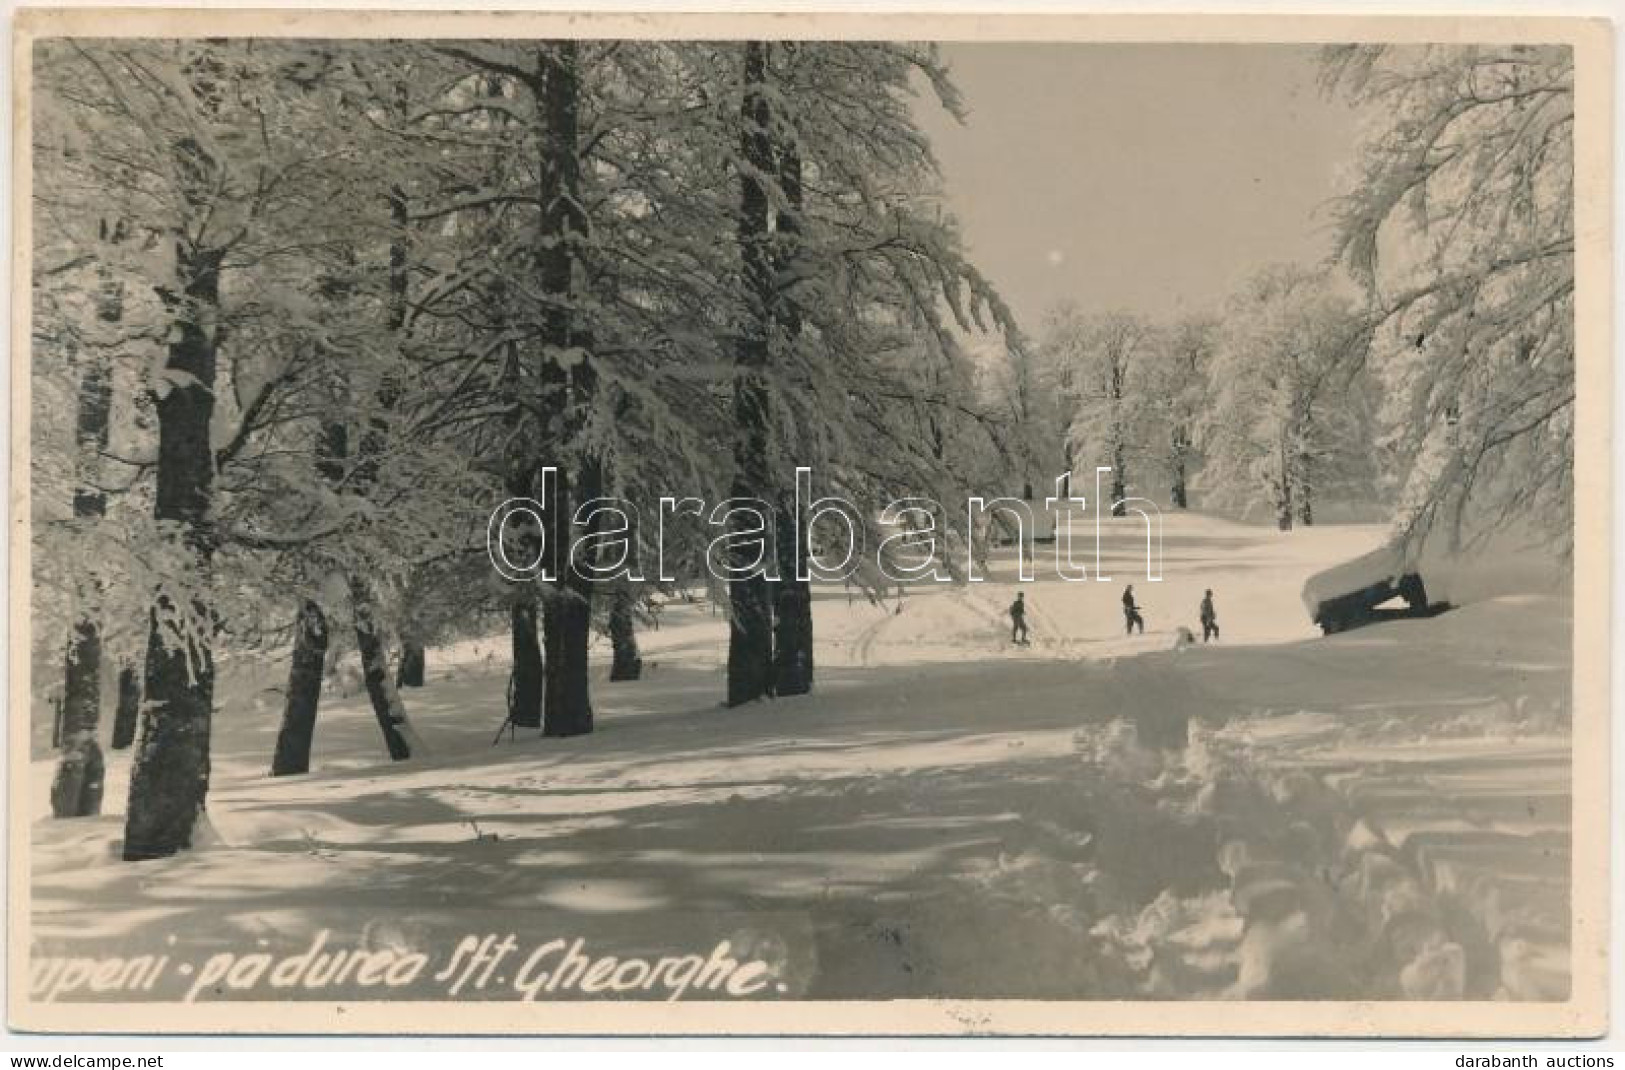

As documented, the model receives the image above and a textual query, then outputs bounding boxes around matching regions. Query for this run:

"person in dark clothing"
[1010,592,1029,644]
[1122,584,1144,635]
[1200,589,1219,642]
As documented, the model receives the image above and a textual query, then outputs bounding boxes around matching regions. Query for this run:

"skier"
[1200,589,1219,643]
[1122,584,1144,635]
[1010,592,1029,645]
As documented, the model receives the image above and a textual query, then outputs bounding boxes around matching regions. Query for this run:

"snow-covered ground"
[27,511,1572,1002]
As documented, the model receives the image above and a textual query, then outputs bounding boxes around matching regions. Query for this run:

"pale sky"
[912,43,1366,334]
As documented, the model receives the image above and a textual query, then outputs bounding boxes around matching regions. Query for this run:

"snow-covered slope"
[28,512,1572,1001]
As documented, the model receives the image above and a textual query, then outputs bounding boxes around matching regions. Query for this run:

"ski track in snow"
[845,598,895,669]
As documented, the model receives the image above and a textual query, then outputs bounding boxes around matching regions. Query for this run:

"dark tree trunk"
[544,456,600,737]
[271,600,329,776]
[509,597,544,728]
[396,642,425,688]
[354,183,409,489]
[337,176,417,758]
[52,621,105,819]
[608,588,642,682]
[771,523,814,698]
[542,592,595,735]
[728,575,774,706]
[1276,437,1294,532]
[1171,426,1190,509]
[728,41,777,707]
[534,42,596,738]
[501,452,545,728]
[1110,446,1128,518]
[539,465,571,732]
[111,667,140,751]
[474,77,545,735]
[127,608,215,861]
[1109,363,1129,517]
[349,577,415,761]
[52,316,115,818]
[270,405,348,774]
[1296,448,1314,527]
[124,236,222,862]
[769,103,813,699]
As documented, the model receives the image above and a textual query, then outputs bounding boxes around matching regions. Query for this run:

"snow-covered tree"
[34,40,370,855]
[44,228,120,818]
[664,40,1017,704]
[1321,44,1574,551]
[1202,266,1374,530]
[32,37,1017,852]
[36,40,482,839]
[983,333,1063,502]
[1143,314,1218,509]
[1041,306,1156,514]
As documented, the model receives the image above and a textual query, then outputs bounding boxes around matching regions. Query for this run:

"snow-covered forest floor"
[29,511,1572,1000]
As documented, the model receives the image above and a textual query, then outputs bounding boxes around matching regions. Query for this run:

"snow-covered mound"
[1300,542,1409,618]
[1300,525,1572,623]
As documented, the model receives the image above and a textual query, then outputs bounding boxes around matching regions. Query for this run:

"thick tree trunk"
[771,519,814,697]
[769,115,813,699]
[350,578,416,761]
[535,42,596,738]
[505,562,547,729]
[52,321,114,818]
[51,621,105,818]
[728,41,777,707]
[111,667,140,751]
[539,465,571,731]
[271,415,347,774]
[501,454,545,728]
[542,593,595,735]
[509,597,544,728]
[544,456,600,737]
[126,609,215,860]
[396,642,425,688]
[271,600,329,776]
[124,235,222,862]
[728,576,774,705]
[608,588,642,682]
